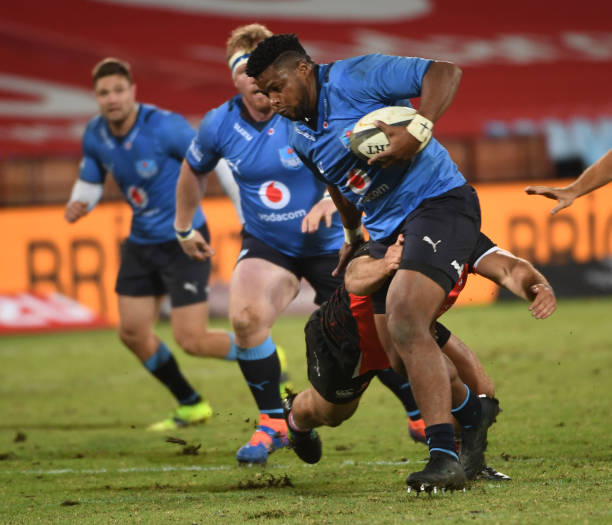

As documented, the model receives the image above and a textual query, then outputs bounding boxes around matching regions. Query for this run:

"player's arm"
[301,190,337,233]
[326,185,364,277]
[174,159,215,261]
[345,235,404,295]
[66,134,105,223]
[525,148,612,214]
[368,60,462,167]
[475,250,556,319]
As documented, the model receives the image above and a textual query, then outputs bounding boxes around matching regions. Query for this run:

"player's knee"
[174,330,210,356]
[118,324,142,349]
[230,305,263,339]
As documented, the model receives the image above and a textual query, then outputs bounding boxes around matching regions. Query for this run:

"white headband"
[228,50,251,77]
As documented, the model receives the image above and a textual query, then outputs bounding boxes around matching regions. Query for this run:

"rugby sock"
[225,333,239,361]
[425,423,458,460]
[143,341,201,405]
[237,336,284,419]
[451,384,482,429]
[376,368,421,420]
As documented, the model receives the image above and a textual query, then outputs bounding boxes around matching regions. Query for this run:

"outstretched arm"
[525,148,612,214]
[475,250,556,319]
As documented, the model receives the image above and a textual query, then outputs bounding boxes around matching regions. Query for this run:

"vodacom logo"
[345,169,372,195]
[258,180,290,209]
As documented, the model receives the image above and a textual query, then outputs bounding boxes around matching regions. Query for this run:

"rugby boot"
[459,395,500,479]
[282,392,322,464]
[408,418,427,444]
[477,464,511,481]
[406,452,467,493]
[236,414,289,465]
[276,345,293,399]
[146,400,213,431]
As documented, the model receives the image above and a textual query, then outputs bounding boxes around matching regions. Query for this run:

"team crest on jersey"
[278,146,303,170]
[338,125,353,149]
[345,169,372,195]
[135,159,158,178]
[127,186,149,209]
[258,181,290,209]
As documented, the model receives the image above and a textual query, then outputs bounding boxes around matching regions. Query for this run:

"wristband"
[343,226,364,244]
[175,226,195,242]
[407,114,434,143]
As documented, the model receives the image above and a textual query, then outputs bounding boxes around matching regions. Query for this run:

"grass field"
[1,297,611,524]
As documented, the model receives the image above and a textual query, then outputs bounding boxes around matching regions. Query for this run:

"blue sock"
[451,385,482,429]
[143,341,201,405]
[225,333,238,361]
[376,368,421,420]
[425,423,458,460]
[237,336,283,418]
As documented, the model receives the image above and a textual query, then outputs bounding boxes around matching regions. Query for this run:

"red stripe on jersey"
[348,293,391,374]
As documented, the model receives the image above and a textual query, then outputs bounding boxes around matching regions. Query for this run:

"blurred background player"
[174,24,425,465]
[284,233,555,489]
[246,34,483,487]
[525,148,612,214]
[65,58,230,431]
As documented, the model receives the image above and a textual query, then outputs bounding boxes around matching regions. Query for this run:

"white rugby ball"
[349,106,431,161]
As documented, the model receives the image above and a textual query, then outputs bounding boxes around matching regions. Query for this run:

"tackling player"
[65,58,229,431]
[284,234,556,491]
[174,24,426,466]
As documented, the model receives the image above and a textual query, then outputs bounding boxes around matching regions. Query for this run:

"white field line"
[0,459,418,476]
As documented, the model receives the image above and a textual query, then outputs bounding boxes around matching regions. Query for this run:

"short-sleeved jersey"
[289,55,466,241]
[79,104,204,244]
[185,95,343,258]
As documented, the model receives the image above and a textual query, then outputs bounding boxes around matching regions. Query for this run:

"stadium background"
[1,0,611,330]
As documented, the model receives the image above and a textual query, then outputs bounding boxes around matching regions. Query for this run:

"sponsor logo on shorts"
[233,122,253,141]
[237,248,249,262]
[423,236,442,253]
[278,146,303,170]
[135,159,158,178]
[258,209,307,222]
[127,186,148,209]
[335,388,355,399]
[258,180,290,209]
[451,259,464,277]
[345,168,371,195]
[183,281,198,294]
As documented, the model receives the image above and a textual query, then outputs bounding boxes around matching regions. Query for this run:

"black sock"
[451,385,482,429]
[143,342,201,405]
[376,368,421,420]
[238,345,283,419]
[425,423,458,460]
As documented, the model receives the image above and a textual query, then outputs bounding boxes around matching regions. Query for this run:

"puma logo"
[423,235,442,252]
[183,281,198,294]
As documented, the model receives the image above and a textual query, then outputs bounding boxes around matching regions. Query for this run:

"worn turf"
[1,297,611,524]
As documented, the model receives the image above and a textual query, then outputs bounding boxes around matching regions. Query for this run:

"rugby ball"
[349,106,431,161]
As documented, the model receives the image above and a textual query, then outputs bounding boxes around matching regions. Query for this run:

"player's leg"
[229,245,300,465]
[117,295,208,429]
[115,239,208,430]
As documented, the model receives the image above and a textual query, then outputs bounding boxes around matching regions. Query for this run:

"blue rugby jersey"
[185,95,343,257]
[289,54,466,241]
[79,103,204,244]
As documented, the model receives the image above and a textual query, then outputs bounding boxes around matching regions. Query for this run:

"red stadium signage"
[0,292,108,334]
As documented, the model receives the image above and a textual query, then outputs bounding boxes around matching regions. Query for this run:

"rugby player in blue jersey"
[174,24,426,466]
[65,58,230,431]
[246,35,492,489]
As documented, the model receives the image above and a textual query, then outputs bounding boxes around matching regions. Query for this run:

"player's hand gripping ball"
[349,106,432,161]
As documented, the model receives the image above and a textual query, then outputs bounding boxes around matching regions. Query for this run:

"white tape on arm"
[215,158,244,224]
[406,114,434,143]
[69,179,104,211]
